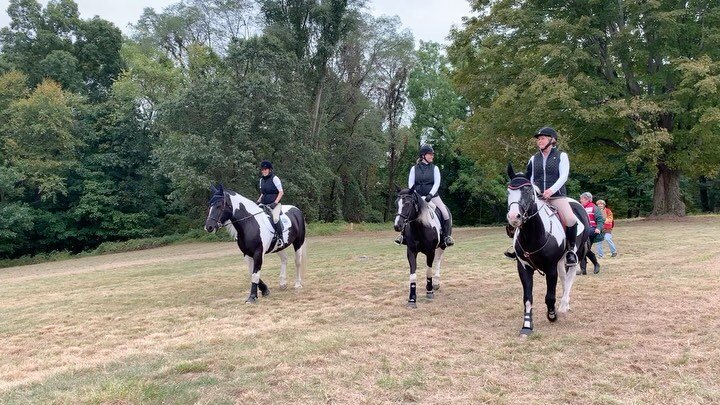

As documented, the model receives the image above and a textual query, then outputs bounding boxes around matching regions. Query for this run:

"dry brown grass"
[1,216,719,404]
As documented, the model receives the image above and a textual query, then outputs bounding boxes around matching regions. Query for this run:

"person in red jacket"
[579,192,604,274]
[595,199,618,257]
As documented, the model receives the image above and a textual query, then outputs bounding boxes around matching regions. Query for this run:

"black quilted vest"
[414,163,436,196]
[260,173,279,204]
[531,148,566,197]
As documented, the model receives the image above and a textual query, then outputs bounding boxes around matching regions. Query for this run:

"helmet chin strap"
[539,140,554,152]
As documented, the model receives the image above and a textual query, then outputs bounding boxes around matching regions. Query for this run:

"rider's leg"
[431,196,454,246]
[270,203,283,245]
[550,197,578,266]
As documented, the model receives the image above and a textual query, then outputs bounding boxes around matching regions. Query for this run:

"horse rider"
[394,144,455,247]
[504,127,578,267]
[256,160,285,247]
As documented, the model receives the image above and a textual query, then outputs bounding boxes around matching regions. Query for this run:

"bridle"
[507,180,556,273]
[507,181,545,225]
[396,192,420,225]
[207,194,265,228]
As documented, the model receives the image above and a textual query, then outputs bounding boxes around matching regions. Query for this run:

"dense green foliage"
[448,0,720,217]
[1,0,719,259]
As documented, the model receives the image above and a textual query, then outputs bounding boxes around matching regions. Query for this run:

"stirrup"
[504,250,517,259]
[444,236,455,246]
[394,235,403,245]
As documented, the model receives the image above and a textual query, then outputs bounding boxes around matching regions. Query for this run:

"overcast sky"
[0,0,471,45]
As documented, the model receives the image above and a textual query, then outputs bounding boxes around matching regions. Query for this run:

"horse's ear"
[395,185,401,193]
[409,185,415,193]
[507,162,515,179]
[210,183,218,193]
[218,183,224,193]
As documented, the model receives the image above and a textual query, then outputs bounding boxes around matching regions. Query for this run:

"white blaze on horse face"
[507,189,522,227]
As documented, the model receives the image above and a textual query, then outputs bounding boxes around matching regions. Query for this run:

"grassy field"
[1,216,719,404]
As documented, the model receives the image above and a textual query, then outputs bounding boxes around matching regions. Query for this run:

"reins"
[208,196,266,227]
[510,185,559,276]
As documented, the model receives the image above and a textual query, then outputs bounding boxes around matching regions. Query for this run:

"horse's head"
[506,164,540,228]
[205,184,232,233]
[394,187,420,231]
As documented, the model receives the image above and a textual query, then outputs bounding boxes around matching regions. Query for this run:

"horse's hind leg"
[545,266,558,322]
[407,249,419,308]
[425,250,436,299]
[558,259,576,313]
[276,249,288,290]
[432,247,444,291]
[293,241,307,289]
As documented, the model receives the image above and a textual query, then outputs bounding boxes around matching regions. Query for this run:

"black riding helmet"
[260,160,273,170]
[534,127,558,140]
[419,144,434,157]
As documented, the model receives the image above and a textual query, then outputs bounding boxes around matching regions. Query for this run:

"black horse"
[393,187,447,308]
[506,165,590,336]
[204,184,308,303]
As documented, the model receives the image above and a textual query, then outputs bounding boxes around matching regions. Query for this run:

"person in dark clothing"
[579,192,604,275]
[256,160,285,247]
[394,144,454,247]
[504,127,579,268]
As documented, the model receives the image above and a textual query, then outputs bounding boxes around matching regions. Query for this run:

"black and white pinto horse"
[204,184,308,303]
[506,165,590,336]
[393,187,446,308]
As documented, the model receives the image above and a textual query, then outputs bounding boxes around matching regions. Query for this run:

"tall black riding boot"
[587,249,600,274]
[442,219,454,246]
[565,224,578,267]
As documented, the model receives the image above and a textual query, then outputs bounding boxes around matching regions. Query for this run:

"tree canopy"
[1,0,719,259]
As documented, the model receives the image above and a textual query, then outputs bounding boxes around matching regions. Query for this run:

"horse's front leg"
[432,247,444,291]
[407,248,419,308]
[517,260,534,336]
[425,250,436,299]
[544,265,558,323]
[558,257,576,313]
[276,249,288,290]
[246,250,266,304]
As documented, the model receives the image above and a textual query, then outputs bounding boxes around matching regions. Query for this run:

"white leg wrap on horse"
[409,273,417,283]
[251,272,260,284]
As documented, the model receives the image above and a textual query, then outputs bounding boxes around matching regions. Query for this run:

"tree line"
[1,0,719,259]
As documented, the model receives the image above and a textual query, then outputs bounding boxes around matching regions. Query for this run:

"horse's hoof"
[279,284,287,290]
[432,284,440,291]
[547,311,557,322]
[294,283,303,289]
[245,295,257,304]
[407,301,417,308]
[519,328,533,337]
[261,289,271,297]
[426,291,434,299]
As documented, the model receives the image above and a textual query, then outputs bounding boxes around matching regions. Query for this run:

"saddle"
[259,203,284,245]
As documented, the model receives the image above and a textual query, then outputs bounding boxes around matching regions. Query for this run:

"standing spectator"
[579,192,604,274]
[595,200,618,257]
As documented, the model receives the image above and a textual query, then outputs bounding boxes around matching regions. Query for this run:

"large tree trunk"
[651,163,685,216]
